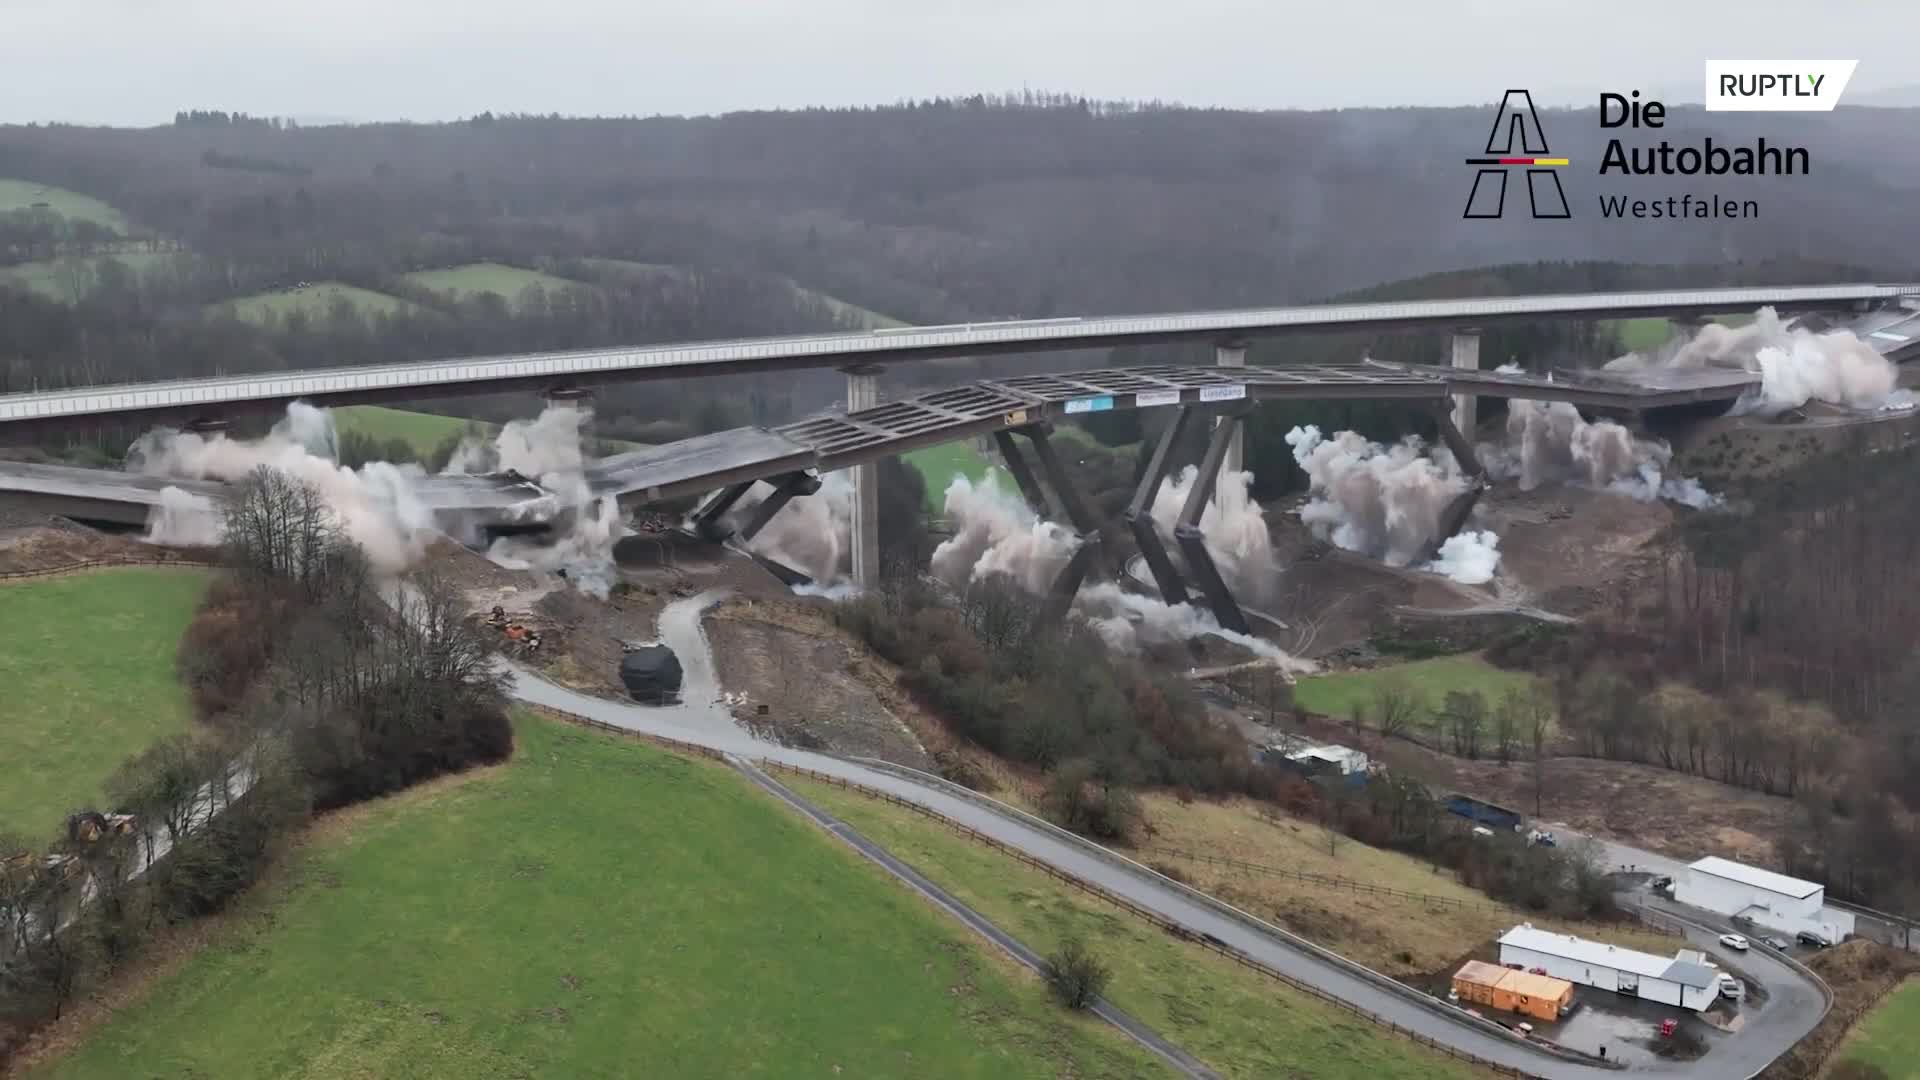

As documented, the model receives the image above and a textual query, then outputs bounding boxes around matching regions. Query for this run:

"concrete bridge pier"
[1427,404,1489,559]
[738,471,822,543]
[1450,330,1481,437]
[690,481,756,540]
[1123,406,1194,606]
[1215,342,1247,476]
[991,430,1052,519]
[1024,424,1115,625]
[1174,408,1253,635]
[844,365,882,589]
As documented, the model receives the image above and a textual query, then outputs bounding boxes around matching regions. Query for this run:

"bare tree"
[1493,688,1521,765]
[1524,683,1554,816]
[1372,676,1420,740]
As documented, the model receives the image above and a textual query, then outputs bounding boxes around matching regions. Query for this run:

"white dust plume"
[1606,306,1898,413]
[1284,425,1481,574]
[1481,399,1721,509]
[930,474,1308,667]
[930,474,1076,594]
[145,486,225,547]
[463,406,626,597]
[1425,530,1502,585]
[129,404,437,573]
[727,471,854,586]
[1145,465,1278,606]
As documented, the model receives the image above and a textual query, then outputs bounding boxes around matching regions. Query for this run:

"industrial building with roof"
[1451,960,1574,1022]
[1497,925,1721,1011]
[1672,856,1855,943]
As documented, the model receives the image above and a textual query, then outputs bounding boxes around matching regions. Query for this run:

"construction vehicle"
[486,605,543,654]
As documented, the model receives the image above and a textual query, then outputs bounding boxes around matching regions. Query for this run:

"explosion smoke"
[929,474,1308,667]
[130,404,437,573]
[1481,398,1721,509]
[134,402,626,593]
[729,471,855,586]
[1283,425,1481,574]
[1145,465,1278,606]
[1606,306,1899,413]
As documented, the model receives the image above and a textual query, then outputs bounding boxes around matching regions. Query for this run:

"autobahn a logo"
[1464,90,1571,219]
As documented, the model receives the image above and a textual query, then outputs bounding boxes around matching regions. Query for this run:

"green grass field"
[576,257,686,280]
[0,252,176,302]
[1834,977,1920,1079]
[1292,654,1543,724]
[784,279,908,329]
[215,281,425,324]
[906,441,1010,513]
[0,178,131,233]
[31,715,1162,1079]
[0,568,208,837]
[1610,317,1676,353]
[331,405,490,458]
[786,775,1478,1080]
[402,262,589,305]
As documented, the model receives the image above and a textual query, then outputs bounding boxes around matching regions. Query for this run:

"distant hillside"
[0,100,1914,328]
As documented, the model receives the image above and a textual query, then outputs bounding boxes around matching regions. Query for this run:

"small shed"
[1452,959,1574,1022]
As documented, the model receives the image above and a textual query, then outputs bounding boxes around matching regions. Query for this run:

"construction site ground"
[706,596,933,768]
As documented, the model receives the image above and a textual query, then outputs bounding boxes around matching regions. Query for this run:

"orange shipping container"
[1452,961,1573,1022]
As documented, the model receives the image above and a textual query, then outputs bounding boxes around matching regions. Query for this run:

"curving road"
[505,592,1827,1079]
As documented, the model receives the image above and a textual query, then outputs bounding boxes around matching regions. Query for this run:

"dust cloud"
[728,471,854,586]
[1479,397,1721,509]
[930,473,1308,666]
[1283,425,1483,577]
[133,401,626,592]
[1145,465,1278,606]
[1607,306,1901,413]
[129,403,437,573]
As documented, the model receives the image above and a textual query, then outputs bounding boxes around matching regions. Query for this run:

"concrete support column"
[1215,343,1247,477]
[844,366,882,589]
[1449,331,1481,437]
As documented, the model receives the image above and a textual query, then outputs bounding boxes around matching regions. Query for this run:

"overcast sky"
[11,0,1912,126]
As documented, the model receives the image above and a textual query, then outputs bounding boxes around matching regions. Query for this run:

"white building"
[1286,745,1370,776]
[1497,925,1721,1011]
[1672,856,1854,943]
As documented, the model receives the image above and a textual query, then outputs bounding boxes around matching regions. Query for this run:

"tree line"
[0,467,511,1059]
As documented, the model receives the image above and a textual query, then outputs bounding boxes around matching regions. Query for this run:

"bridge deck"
[1,284,1911,433]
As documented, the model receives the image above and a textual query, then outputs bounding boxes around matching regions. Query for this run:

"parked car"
[1719,933,1751,951]
[1763,936,1792,951]
[1527,829,1557,847]
[1651,875,1674,892]
[1731,913,1756,928]
[1719,975,1745,1001]
[1797,930,1832,948]
[1471,826,1494,839]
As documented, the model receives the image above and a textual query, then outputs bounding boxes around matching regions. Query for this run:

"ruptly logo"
[1463,90,1571,219]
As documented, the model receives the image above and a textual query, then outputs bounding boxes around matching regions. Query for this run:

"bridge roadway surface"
[2,283,1914,434]
[506,660,1825,1079]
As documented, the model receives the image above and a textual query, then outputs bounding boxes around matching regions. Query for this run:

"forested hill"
[4,98,1917,322]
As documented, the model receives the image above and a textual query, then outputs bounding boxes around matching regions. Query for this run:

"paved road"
[734,759,1220,1080]
[510,656,1826,1078]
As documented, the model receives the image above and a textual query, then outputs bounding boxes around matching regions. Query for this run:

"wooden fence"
[765,760,1555,1080]
[0,553,216,582]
